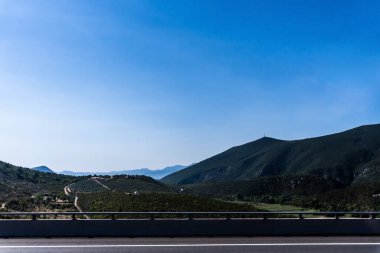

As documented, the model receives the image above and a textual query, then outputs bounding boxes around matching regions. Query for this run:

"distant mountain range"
[59,165,187,179]
[161,124,380,186]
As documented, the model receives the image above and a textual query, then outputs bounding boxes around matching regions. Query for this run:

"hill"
[68,175,173,194]
[60,165,186,179]
[32,166,55,174]
[162,124,380,186]
[0,161,82,211]
[0,161,80,198]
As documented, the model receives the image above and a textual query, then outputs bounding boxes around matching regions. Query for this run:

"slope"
[0,161,83,211]
[68,175,173,194]
[161,124,380,186]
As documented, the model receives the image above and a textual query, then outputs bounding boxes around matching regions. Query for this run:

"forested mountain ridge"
[162,124,380,186]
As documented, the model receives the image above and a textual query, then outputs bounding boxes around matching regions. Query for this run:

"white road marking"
[1,243,380,248]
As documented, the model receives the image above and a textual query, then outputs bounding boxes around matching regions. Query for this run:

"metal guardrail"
[0,211,379,220]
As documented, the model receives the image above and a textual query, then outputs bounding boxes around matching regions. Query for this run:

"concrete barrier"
[1,219,380,237]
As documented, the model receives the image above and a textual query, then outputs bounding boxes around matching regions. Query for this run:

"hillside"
[186,175,343,199]
[0,161,80,198]
[0,161,82,211]
[162,124,380,186]
[68,175,173,194]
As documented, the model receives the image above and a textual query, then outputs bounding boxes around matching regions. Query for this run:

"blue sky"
[0,0,379,171]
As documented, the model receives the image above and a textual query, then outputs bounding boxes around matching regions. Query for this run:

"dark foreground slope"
[162,124,380,186]
[78,192,261,212]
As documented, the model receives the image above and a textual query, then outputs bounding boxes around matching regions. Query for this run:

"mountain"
[161,124,380,186]
[60,165,186,179]
[31,166,55,174]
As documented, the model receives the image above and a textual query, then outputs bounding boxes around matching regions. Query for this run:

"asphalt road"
[1,237,380,253]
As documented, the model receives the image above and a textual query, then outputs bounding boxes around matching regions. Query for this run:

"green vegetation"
[162,124,380,186]
[98,175,173,192]
[250,203,315,212]
[70,175,173,194]
[78,191,262,213]
[6,193,76,212]
[184,175,380,211]
[0,161,83,211]
[0,161,82,196]
[291,182,380,211]
[69,178,108,193]
[159,124,380,211]
[185,175,342,199]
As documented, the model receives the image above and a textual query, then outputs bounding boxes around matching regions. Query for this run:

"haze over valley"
[33,165,186,179]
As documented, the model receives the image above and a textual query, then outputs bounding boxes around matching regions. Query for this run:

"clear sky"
[1,0,379,172]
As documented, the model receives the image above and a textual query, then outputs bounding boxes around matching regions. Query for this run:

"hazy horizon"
[1,0,379,172]
[33,164,187,173]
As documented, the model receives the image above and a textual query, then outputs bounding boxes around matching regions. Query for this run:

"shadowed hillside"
[162,124,380,186]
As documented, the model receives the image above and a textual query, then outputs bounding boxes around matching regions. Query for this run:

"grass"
[252,202,316,212]
[224,201,321,218]
[77,191,265,219]
[253,203,321,218]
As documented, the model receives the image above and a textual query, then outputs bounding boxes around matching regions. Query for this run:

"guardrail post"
[226,214,231,220]
[150,214,154,220]
[299,213,303,219]
[371,214,377,219]
[188,214,193,220]
[111,214,116,220]
[263,214,267,220]
[335,214,339,219]
[31,214,37,221]
[72,214,76,220]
